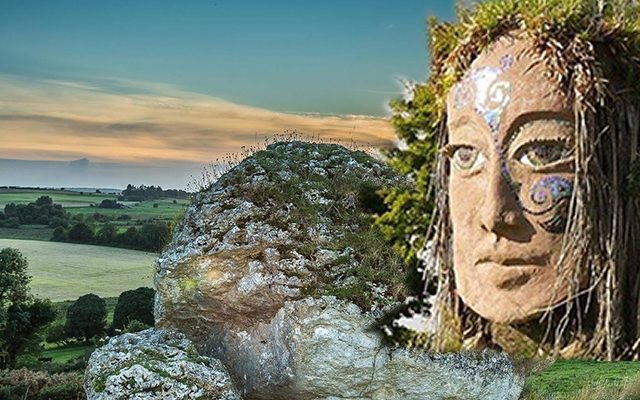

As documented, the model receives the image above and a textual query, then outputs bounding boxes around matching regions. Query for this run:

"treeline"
[0,196,172,252]
[0,196,66,228]
[52,221,172,252]
[119,184,189,201]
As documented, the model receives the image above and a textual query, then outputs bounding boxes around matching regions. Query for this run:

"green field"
[0,188,190,245]
[0,239,156,301]
[41,344,95,363]
[66,198,190,220]
[0,225,53,241]
[0,188,117,208]
[524,359,640,399]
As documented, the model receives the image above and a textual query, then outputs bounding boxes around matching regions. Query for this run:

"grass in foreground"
[0,239,156,301]
[524,359,640,399]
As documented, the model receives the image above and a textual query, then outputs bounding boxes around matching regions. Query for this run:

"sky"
[0,0,457,189]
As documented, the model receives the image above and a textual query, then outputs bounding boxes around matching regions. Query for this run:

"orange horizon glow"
[0,75,397,165]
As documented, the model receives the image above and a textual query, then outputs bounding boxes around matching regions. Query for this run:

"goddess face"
[445,35,576,323]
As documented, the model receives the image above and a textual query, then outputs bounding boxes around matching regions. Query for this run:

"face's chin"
[453,254,568,323]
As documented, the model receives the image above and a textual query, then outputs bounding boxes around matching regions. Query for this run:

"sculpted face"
[445,35,576,323]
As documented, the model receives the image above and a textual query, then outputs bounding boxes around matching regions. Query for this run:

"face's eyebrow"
[504,111,573,144]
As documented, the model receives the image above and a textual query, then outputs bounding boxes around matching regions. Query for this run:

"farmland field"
[0,188,190,244]
[0,225,53,241]
[0,239,156,301]
[0,188,117,208]
[66,198,190,220]
[42,344,95,363]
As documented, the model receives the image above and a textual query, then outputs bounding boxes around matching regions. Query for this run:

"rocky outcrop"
[85,328,241,400]
[154,141,408,345]
[88,141,526,399]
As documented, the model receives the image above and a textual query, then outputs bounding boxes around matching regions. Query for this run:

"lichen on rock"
[84,328,240,400]
[155,141,410,338]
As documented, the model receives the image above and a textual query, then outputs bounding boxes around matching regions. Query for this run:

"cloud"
[0,74,396,164]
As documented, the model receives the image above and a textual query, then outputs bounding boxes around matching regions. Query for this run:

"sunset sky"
[0,1,456,188]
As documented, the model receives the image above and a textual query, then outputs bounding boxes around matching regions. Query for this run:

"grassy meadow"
[524,359,640,399]
[0,188,117,208]
[0,188,189,236]
[0,239,156,301]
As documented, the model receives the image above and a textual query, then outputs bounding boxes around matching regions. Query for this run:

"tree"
[4,299,56,362]
[118,226,140,248]
[98,199,122,209]
[0,248,56,366]
[51,226,68,242]
[67,222,95,243]
[138,223,171,252]
[64,294,106,341]
[96,223,117,244]
[373,77,440,271]
[111,287,155,331]
[34,196,53,208]
[0,248,31,305]
[46,324,69,346]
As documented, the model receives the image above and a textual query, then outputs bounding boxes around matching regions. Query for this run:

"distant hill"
[65,187,123,195]
[0,158,205,189]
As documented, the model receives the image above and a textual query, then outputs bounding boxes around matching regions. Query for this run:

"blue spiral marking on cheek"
[525,176,574,233]
[529,176,573,208]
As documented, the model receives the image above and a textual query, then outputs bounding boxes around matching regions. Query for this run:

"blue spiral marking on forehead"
[452,53,514,135]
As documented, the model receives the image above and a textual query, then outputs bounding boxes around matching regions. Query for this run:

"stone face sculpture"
[445,35,576,323]
[407,1,640,360]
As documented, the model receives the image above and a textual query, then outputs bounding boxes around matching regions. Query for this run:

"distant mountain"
[0,158,205,190]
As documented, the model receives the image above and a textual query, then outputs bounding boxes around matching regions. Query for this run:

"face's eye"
[516,141,572,168]
[450,145,486,172]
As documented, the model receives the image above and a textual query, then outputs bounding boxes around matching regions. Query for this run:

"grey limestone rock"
[84,328,241,400]
[203,296,525,400]
[154,141,408,346]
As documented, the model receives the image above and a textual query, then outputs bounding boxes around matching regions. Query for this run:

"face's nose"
[478,161,523,237]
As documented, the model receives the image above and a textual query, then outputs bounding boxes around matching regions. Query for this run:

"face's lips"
[475,253,550,267]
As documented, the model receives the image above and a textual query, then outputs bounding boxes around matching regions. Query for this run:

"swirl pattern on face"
[445,35,577,323]
[530,176,573,208]
[453,54,514,135]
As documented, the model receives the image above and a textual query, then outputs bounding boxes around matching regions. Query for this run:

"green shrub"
[124,320,150,333]
[0,368,84,400]
[111,287,155,331]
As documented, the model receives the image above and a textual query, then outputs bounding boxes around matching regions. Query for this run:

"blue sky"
[0,0,455,116]
[0,0,457,188]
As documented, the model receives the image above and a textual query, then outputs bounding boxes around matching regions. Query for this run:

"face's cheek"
[518,172,575,279]
[449,172,485,291]
[523,174,574,234]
